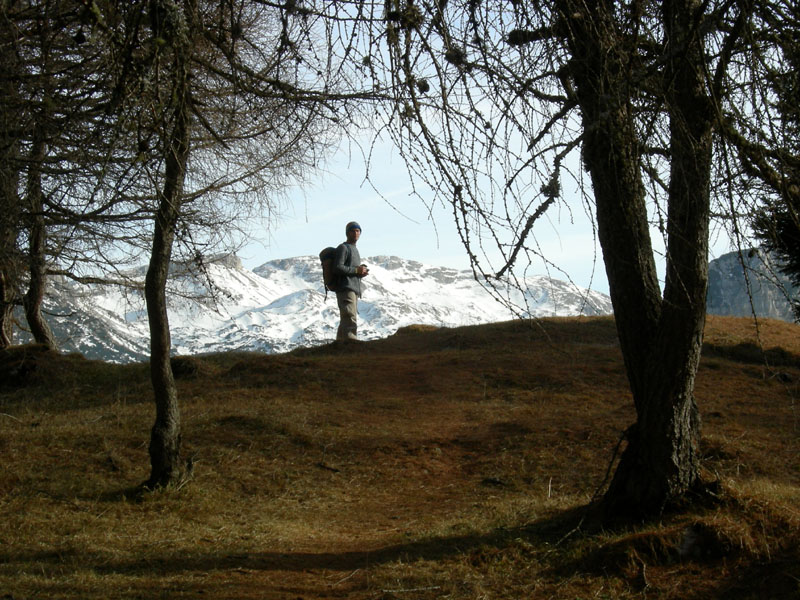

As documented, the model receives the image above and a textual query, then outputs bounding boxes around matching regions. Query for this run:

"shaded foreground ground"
[0,315,799,599]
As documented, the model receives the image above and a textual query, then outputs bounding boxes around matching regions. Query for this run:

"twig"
[333,569,360,585]
[316,462,341,473]
[1,413,22,422]
[591,428,628,503]
[783,571,800,584]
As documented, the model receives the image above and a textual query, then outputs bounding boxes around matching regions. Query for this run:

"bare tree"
[2,0,381,487]
[3,0,88,350]
[369,0,793,518]
[92,0,379,488]
[0,1,32,348]
[0,21,22,347]
[0,0,142,348]
[0,151,21,347]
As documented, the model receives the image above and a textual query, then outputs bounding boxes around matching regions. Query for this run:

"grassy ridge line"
[0,315,799,599]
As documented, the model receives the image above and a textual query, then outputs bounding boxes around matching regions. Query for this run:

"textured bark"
[23,135,56,350]
[604,0,713,514]
[0,235,17,349]
[559,0,712,518]
[145,180,184,489]
[144,2,194,489]
[0,157,20,349]
[0,0,20,348]
[0,286,12,348]
[144,117,188,488]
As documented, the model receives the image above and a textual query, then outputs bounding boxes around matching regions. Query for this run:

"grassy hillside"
[1,315,798,599]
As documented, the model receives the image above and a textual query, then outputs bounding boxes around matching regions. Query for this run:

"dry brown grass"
[1,315,799,599]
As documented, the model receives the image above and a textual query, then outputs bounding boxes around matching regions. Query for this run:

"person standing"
[334,221,368,341]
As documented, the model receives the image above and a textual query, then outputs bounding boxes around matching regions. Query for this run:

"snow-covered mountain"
[33,254,613,363]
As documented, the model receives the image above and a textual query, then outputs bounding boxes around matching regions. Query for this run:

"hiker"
[334,221,369,341]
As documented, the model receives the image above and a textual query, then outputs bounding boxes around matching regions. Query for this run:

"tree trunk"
[23,135,56,350]
[603,0,714,516]
[144,117,190,488]
[0,159,20,349]
[0,8,20,348]
[0,277,13,348]
[560,1,713,518]
[144,11,193,489]
[0,241,17,349]
[144,193,184,488]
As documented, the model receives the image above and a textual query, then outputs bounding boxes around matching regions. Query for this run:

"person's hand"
[356,265,369,277]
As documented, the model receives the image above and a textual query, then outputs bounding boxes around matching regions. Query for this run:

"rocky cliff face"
[707,249,798,321]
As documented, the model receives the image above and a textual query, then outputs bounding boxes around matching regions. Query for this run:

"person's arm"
[334,244,355,276]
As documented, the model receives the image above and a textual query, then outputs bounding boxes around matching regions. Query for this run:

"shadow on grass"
[702,341,800,367]
[0,343,152,411]
[713,545,800,599]
[3,505,588,575]
[4,499,795,599]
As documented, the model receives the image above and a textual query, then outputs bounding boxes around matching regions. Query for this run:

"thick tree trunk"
[0,280,13,348]
[0,248,17,348]
[560,1,713,518]
[144,12,193,489]
[23,136,56,350]
[0,162,19,349]
[0,29,21,349]
[604,0,714,516]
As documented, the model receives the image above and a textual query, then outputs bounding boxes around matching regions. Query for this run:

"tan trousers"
[336,290,358,341]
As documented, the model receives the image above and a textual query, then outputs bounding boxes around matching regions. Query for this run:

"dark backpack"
[319,247,339,298]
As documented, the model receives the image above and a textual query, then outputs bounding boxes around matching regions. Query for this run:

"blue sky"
[239,154,485,277]
[239,142,612,295]
[239,140,738,298]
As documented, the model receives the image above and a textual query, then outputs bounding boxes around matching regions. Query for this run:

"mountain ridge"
[17,248,800,364]
[29,254,613,363]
